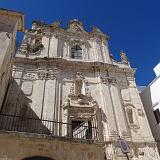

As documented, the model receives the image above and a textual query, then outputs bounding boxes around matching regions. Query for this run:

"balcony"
[0,114,99,141]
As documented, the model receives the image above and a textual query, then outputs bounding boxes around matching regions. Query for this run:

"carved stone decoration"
[69,84,75,96]
[23,72,37,80]
[18,27,44,56]
[100,73,117,85]
[120,51,129,64]
[146,146,159,159]
[137,109,145,117]
[108,77,117,85]
[138,148,145,158]
[63,72,99,121]
[105,143,114,160]
[37,69,57,80]
[100,76,108,84]
[47,72,57,80]
[85,87,91,97]
[37,70,47,80]
[67,19,86,33]
[68,72,91,98]
[110,130,118,136]
[75,79,83,95]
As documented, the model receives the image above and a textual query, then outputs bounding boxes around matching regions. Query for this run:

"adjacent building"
[0,11,159,159]
[140,62,160,153]
[0,8,24,111]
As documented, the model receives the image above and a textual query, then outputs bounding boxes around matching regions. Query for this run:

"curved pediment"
[67,19,87,33]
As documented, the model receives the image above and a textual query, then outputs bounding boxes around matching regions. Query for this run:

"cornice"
[12,57,135,75]
[30,20,109,42]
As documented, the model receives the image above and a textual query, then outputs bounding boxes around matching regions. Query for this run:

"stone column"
[99,76,119,141]
[95,70,119,141]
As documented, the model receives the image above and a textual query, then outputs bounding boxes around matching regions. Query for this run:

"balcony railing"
[0,114,99,141]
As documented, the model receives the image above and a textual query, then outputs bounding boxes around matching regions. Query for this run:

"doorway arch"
[22,156,54,160]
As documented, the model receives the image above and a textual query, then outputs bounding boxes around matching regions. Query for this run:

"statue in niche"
[67,72,93,106]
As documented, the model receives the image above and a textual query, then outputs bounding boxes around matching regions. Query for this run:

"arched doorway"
[22,156,53,160]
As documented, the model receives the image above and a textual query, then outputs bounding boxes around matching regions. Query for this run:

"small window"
[71,45,82,59]
[154,109,160,124]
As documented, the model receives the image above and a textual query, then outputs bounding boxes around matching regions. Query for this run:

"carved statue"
[67,72,94,106]
[75,79,83,96]
[120,51,129,64]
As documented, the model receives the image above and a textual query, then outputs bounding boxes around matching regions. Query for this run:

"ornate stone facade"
[0,19,160,159]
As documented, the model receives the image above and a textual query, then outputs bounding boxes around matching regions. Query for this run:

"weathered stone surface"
[0,131,104,160]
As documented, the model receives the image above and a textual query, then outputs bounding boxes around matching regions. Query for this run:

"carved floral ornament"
[37,70,57,80]
[23,72,37,80]
[100,74,117,85]
[23,69,58,80]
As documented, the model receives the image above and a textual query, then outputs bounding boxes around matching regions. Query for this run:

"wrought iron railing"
[0,114,99,141]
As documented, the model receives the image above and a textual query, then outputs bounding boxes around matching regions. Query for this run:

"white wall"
[0,16,18,110]
[140,65,160,152]
[150,77,160,110]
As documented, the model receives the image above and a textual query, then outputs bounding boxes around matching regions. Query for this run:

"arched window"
[71,45,82,59]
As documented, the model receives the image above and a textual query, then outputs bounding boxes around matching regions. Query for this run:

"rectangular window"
[153,109,160,123]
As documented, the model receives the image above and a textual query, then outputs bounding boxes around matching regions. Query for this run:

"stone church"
[0,15,159,159]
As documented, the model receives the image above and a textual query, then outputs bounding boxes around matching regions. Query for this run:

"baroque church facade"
[0,18,159,160]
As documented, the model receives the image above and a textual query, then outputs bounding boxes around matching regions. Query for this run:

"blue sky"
[0,0,160,85]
